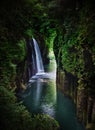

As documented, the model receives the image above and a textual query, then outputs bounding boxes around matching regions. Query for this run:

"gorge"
[0,0,95,130]
[20,38,85,130]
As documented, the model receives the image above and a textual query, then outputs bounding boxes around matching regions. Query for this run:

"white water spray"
[32,38,45,75]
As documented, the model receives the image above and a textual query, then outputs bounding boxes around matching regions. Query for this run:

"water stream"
[20,39,85,130]
[32,38,44,75]
[20,59,85,130]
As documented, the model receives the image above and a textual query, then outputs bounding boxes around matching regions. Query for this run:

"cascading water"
[29,38,53,82]
[32,38,45,75]
[21,39,85,130]
[28,38,50,82]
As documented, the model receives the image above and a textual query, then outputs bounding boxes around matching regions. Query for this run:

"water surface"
[20,60,85,130]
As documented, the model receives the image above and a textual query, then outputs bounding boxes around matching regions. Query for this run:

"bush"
[32,114,59,130]
[0,86,59,130]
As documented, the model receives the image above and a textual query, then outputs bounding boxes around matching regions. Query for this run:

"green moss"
[32,114,59,130]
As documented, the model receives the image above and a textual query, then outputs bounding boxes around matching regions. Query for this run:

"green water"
[20,60,85,130]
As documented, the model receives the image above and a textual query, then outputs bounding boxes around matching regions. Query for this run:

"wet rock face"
[15,60,28,92]
[54,1,95,127]
[26,39,34,79]
[56,70,78,100]
[77,87,88,124]
[56,69,95,128]
[15,37,49,92]
[15,39,32,92]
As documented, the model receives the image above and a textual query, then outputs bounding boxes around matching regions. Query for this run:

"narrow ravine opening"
[1,1,95,130]
[19,38,85,130]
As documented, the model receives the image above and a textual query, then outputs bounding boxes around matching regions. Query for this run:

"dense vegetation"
[0,0,59,130]
[0,0,95,130]
[53,0,95,129]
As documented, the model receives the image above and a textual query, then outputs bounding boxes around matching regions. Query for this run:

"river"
[20,59,85,130]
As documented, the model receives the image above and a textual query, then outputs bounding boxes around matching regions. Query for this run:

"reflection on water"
[22,78,57,117]
[20,59,85,130]
[33,81,42,107]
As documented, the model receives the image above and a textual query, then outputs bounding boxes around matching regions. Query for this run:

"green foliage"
[32,114,59,130]
[14,39,26,62]
[25,29,33,39]
[0,86,59,130]
[0,85,32,130]
[53,2,95,99]
[0,1,59,129]
[0,0,95,129]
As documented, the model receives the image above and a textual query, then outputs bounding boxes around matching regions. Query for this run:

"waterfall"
[32,38,45,75]
[28,38,55,82]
